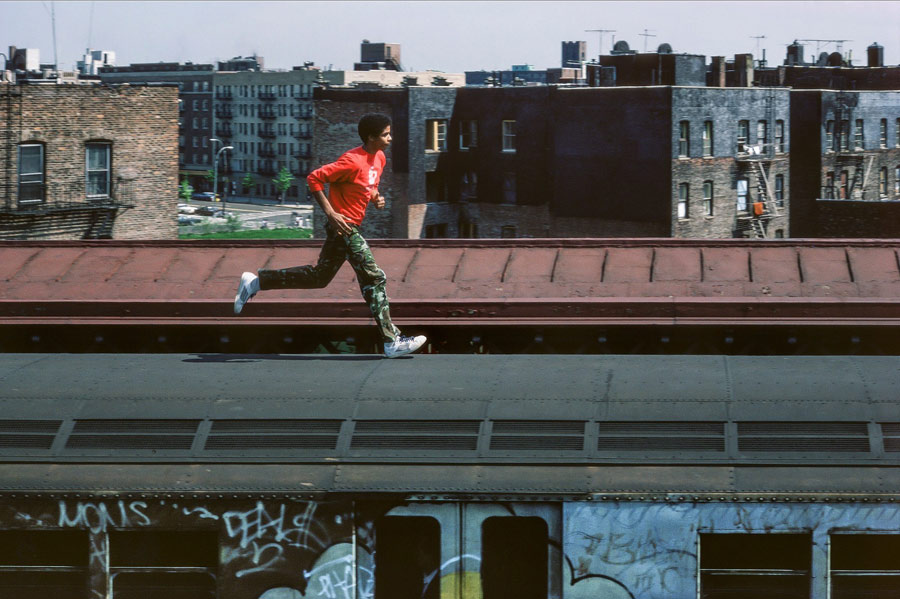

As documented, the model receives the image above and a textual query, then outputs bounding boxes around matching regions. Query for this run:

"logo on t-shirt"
[368,166,378,185]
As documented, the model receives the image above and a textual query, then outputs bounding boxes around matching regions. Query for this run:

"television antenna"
[639,29,657,53]
[796,39,853,57]
[751,35,766,57]
[585,29,616,55]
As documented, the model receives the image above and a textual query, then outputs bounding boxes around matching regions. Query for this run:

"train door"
[370,502,561,599]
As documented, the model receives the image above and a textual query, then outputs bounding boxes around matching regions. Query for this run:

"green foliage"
[241,172,256,192]
[204,169,216,184]
[272,166,295,194]
[179,179,193,202]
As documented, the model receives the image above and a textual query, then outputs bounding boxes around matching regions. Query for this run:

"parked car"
[191,192,219,202]
[177,215,202,225]
[194,206,218,216]
[212,210,235,219]
[178,204,198,214]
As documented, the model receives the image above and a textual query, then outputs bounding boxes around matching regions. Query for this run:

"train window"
[482,517,548,599]
[0,530,89,599]
[831,534,900,599]
[109,530,217,599]
[375,516,440,599]
[699,533,811,599]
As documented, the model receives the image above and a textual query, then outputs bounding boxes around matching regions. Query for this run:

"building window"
[202,137,208,149]
[855,119,865,150]
[775,120,785,153]
[375,517,440,599]
[826,120,835,151]
[775,174,785,207]
[0,530,89,595]
[880,167,888,197]
[426,172,447,203]
[502,172,516,204]
[825,171,835,199]
[896,118,900,147]
[678,183,689,218]
[840,170,849,199]
[703,180,713,215]
[192,99,198,110]
[880,118,888,148]
[831,535,900,599]
[502,120,516,152]
[86,143,111,198]
[737,178,749,211]
[460,120,478,149]
[202,118,208,130]
[840,119,850,151]
[482,517,548,599]
[757,120,768,149]
[896,166,900,195]
[702,121,713,156]
[700,534,811,598]
[679,121,690,157]
[425,119,448,152]
[461,171,478,199]
[109,530,216,598]
[775,229,784,238]
[17,143,45,205]
[737,120,749,153]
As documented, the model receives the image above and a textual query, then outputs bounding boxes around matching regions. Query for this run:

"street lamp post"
[210,138,233,215]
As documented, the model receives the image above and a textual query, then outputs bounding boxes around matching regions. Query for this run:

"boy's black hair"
[358,113,391,143]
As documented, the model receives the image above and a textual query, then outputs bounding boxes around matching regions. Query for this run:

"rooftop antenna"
[751,35,766,57]
[42,1,59,69]
[639,29,657,53]
[585,29,616,55]
[796,39,853,58]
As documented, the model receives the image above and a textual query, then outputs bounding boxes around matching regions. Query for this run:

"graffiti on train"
[564,501,900,599]
[57,500,151,533]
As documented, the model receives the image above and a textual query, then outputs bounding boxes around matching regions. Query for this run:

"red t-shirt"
[306,146,385,226]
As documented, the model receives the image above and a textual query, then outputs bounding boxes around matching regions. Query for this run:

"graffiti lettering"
[235,541,284,579]
[57,500,150,533]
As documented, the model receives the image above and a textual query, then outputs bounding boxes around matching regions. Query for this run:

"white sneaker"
[384,335,427,358]
[234,272,260,314]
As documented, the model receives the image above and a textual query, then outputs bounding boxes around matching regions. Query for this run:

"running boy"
[233,113,426,358]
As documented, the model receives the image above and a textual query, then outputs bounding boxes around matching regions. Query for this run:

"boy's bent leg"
[257,226,345,291]
[342,228,401,344]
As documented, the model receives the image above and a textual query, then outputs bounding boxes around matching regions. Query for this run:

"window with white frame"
[855,119,865,149]
[775,174,785,207]
[757,120,768,149]
[737,178,749,211]
[502,120,516,152]
[17,143,45,204]
[678,183,689,218]
[679,121,690,157]
[86,143,111,198]
[880,167,888,197]
[703,180,713,215]
[425,119,448,152]
[840,120,850,151]
[775,120,785,153]
[826,120,835,151]
[702,121,713,156]
[460,120,478,150]
[880,119,888,148]
[737,120,749,153]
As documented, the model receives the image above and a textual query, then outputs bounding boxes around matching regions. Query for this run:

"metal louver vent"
[738,422,870,453]
[880,423,900,452]
[490,420,585,451]
[597,422,726,452]
[350,420,480,451]
[205,420,342,450]
[66,420,199,450]
[0,420,61,449]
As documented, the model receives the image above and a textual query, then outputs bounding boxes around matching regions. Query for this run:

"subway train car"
[0,352,898,599]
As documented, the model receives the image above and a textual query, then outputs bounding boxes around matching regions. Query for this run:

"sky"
[3,1,900,73]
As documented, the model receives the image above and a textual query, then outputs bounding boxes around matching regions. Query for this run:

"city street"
[180,197,314,229]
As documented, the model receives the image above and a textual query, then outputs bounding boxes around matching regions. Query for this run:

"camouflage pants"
[257,223,400,343]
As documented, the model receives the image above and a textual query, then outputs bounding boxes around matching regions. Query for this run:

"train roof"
[1,353,897,498]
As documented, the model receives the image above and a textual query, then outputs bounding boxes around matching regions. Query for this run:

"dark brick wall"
[815,200,900,237]
[0,83,180,239]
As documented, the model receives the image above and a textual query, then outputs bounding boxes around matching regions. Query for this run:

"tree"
[272,166,295,205]
[241,172,256,194]
[179,178,194,203]
[204,169,216,189]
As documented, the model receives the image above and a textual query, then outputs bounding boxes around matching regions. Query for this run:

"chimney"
[735,53,754,87]
[710,56,726,87]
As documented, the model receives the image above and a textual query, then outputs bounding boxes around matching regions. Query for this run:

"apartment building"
[98,62,214,191]
[0,82,179,240]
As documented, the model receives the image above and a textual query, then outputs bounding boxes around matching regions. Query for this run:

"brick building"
[98,62,215,192]
[790,89,900,237]
[312,84,791,240]
[0,82,179,240]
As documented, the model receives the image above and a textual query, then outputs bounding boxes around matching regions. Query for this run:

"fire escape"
[735,89,784,238]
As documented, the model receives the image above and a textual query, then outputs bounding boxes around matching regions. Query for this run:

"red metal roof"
[2,239,900,326]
